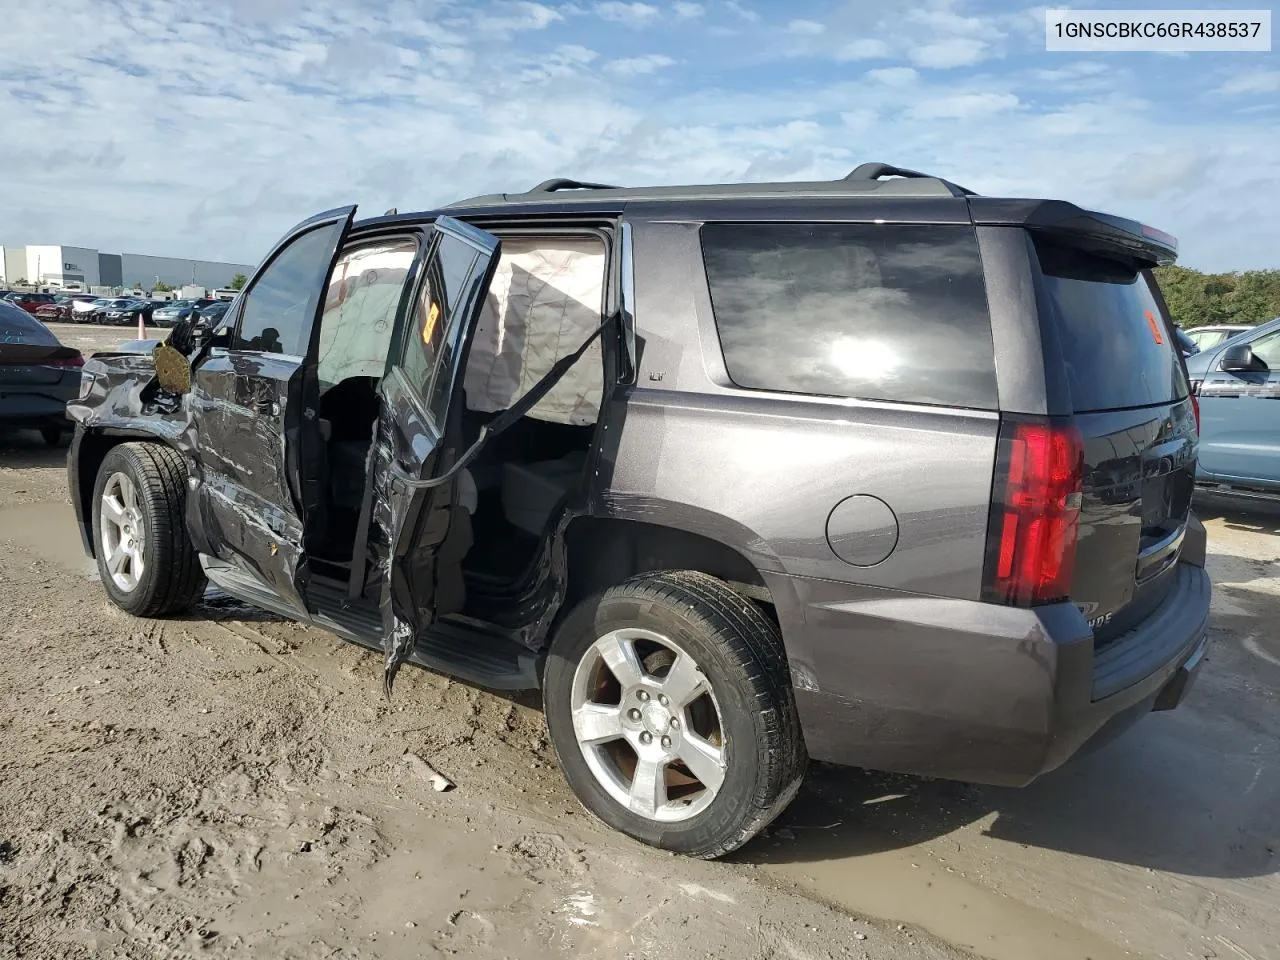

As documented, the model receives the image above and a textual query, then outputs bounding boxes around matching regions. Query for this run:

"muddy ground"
[1,324,1277,960]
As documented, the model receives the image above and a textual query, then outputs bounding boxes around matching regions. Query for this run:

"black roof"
[442,162,976,210]
[352,160,1177,266]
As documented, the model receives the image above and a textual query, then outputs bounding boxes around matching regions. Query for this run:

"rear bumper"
[770,541,1211,787]
[0,385,76,425]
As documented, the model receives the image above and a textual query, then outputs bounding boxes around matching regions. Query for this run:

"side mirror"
[190,322,231,350]
[1220,343,1257,372]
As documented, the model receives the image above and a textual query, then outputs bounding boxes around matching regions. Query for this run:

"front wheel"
[91,442,207,616]
[543,571,806,859]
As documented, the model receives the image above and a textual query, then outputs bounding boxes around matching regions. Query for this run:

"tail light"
[982,417,1085,607]
[49,353,84,368]
[1188,386,1201,434]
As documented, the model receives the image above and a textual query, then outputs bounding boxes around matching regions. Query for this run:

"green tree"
[1154,265,1280,329]
[153,280,174,293]
[229,273,247,291]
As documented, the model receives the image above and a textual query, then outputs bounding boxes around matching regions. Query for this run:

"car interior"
[306,233,609,618]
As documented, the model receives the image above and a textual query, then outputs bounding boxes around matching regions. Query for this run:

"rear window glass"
[700,222,996,409]
[0,302,57,345]
[1034,238,1188,412]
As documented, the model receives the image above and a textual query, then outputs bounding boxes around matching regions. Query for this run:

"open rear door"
[369,216,503,693]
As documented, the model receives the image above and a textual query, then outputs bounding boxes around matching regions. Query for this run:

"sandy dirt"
[2,345,1278,960]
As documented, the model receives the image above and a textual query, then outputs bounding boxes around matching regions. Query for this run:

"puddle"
[753,783,1135,960]
[761,846,1132,960]
[0,500,99,578]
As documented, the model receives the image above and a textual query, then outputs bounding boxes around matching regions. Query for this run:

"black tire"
[91,442,206,616]
[543,570,806,859]
[39,425,66,447]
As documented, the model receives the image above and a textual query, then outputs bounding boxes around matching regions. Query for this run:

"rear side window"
[1034,238,1188,412]
[398,232,481,420]
[700,222,996,408]
[0,302,57,345]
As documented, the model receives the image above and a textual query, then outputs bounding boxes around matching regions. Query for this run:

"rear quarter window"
[1034,237,1188,412]
[699,222,996,409]
[0,302,57,345]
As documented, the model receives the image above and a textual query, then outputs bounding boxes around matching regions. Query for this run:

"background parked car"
[34,296,73,322]
[1185,324,1253,351]
[152,298,217,326]
[77,298,116,323]
[1186,315,1280,497]
[100,299,159,326]
[191,300,231,326]
[3,292,60,317]
[0,298,84,445]
[63,293,101,321]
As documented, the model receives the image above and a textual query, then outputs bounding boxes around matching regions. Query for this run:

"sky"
[1,0,1277,272]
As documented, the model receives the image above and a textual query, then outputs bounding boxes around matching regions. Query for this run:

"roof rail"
[525,178,621,194]
[844,161,977,197]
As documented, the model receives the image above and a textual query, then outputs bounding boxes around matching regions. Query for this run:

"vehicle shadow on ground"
[1193,492,1280,537]
[742,711,1279,880]
[0,428,69,469]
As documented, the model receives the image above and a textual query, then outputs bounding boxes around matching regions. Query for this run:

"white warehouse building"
[0,242,253,291]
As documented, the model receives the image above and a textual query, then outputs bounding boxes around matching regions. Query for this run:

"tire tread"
[95,442,206,617]
[548,569,806,859]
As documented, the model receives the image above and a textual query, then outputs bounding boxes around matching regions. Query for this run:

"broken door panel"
[369,216,502,693]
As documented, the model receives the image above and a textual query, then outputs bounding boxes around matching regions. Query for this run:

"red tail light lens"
[1190,392,1200,433]
[50,354,85,368]
[983,418,1084,607]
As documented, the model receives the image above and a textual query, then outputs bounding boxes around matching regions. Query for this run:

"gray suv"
[65,163,1211,858]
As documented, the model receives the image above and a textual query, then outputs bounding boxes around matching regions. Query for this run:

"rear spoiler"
[968,198,1177,267]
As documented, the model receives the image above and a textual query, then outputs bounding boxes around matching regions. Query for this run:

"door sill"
[306,578,542,691]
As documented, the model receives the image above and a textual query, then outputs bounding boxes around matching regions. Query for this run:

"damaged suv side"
[67,164,1212,858]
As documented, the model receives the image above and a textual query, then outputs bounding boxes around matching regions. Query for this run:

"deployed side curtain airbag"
[463,237,606,426]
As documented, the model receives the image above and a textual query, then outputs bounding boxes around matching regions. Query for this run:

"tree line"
[1155,266,1280,329]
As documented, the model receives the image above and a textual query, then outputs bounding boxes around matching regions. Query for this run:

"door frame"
[184,205,358,612]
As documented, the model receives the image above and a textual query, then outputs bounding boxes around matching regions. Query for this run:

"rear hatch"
[1033,235,1196,645]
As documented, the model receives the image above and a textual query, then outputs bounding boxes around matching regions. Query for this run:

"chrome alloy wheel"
[569,628,727,822]
[99,472,146,592]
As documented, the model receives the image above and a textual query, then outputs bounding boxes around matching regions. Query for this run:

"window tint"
[1034,238,1188,412]
[234,222,344,356]
[700,222,996,408]
[0,301,57,344]
[316,238,417,393]
[399,232,480,415]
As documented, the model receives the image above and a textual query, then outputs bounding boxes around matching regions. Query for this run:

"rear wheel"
[543,571,806,859]
[39,425,66,447]
[91,442,206,616]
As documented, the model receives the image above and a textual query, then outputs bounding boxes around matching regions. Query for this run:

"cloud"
[1218,70,1280,95]
[477,1,563,32]
[867,67,919,86]
[1033,61,1108,81]
[1112,150,1215,199]
[723,1,760,23]
[0,0,1275,275]
[595,1,661,26]
[908,92,1020,120]
[910,37,988,69]
[607,54,675,75]
[836,38,890,61]
[672,1,704,18]
[786,19,824,36]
